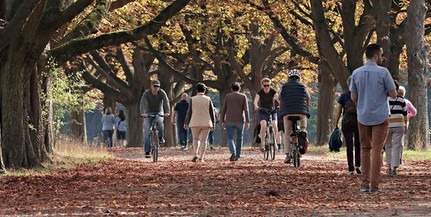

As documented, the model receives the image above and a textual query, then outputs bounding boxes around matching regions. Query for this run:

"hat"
[196,83,207,93]
[151,80,161,86]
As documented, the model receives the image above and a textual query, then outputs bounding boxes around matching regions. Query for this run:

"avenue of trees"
[0,0,430,171]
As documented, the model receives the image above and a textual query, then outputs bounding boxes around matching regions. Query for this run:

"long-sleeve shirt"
[405,99,417,118]
[140,89,170,114]
[220,91,250,123]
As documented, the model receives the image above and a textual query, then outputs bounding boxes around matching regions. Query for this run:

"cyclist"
[279,69,310,163]
[253,78,279,152]
[140,80,170,158]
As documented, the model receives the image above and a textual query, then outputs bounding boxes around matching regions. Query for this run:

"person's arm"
[305,88,311,108]
[388,89,397,99]
[171,105,177,125]
[335,104,342,128]
[244,95,250,130]
[351,92,358,103]
[273,92,280,106]
[253,94,260,111]
[184,99,192,129]
[209,100,216,128]
[221,97,227,124]
[160,89,170,116]
[406,100,417,117]
[140,91,147,117]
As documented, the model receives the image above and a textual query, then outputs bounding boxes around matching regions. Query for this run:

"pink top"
[405,99,417,118]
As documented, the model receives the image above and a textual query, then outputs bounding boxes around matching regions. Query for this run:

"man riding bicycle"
[254,78,279,152]
[279,69,310,163]
[140,80,170,158]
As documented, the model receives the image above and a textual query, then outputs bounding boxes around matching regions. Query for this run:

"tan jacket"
[185,93,215,127]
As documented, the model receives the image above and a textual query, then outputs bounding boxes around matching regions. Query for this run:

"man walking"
[172,93,189,150]
[350,44,397,193]
[220,82,250,161]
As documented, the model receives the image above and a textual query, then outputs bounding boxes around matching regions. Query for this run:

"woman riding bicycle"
[253,78,279,152]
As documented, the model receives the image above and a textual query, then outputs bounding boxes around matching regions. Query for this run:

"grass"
[2,138,112,176]
[308,145,431,161]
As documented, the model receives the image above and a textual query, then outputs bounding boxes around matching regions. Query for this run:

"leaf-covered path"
[0,147,430,216]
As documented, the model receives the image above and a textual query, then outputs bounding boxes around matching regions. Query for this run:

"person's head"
[231,82,241,91]
[260,78,272,90]
[288,69,301,80]
[196,83,207,93]
[398,86,406,97]
[181,92,188,100]
[118,110,126,120]
[151,80,161,91]
[365,44,384,64]
[105,107,112,114]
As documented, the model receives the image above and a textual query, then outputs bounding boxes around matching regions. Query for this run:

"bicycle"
[259,108,277,160]
[146,114,164,162]
[288,116,301,168]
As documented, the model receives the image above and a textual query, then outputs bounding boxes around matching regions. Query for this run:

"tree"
[405,0,429,150]
[0,0,190,169]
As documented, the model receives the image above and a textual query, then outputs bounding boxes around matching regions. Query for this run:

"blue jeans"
[144,113,164,153]
[103,130,114,148]
[226,122,245,158]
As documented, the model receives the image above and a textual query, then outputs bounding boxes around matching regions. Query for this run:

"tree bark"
[125,102,143,147]
[405,0,429,150]
[71,110,87,145]
[315,61,336,146]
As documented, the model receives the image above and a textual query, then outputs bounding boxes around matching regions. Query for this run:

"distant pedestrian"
[172,93,189,150]
[102,107,116,148]
[184,83,216,163]
[351,43,397,193]
[220,82,250,161]
[116,110,127,147]
[335,76,361,175]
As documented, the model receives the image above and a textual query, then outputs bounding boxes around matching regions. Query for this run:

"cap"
[151,80,161,86]
[231,82,241,90]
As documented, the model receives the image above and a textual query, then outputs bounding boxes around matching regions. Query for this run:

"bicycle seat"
[288,116,300,122]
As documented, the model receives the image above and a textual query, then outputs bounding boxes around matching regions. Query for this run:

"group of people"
[336,43,418,193]
[101,108,127,148]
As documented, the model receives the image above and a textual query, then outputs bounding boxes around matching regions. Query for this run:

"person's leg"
[226,122,236,155]
[342,127,355,173]
[271,113,278,145]
[391,127,404,169]
[259,120,267,150]
[177,125,187,148]
[235,122,245,159]
[208,131,214,146]
[384,128,394,169]
[143,117,153,153]
[155,115,165,142]
[199,128,210,160]
[283,115,292,154]
[103,130,109,147]
[353,127,361,172]
[370,121,389,190]
[358,123,372,188]
[191,127,200,161]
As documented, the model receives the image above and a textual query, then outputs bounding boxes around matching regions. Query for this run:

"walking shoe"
[370,188,383,194]
[355,167,362,174]
[386,168,393,175]
[145,152,151,158]
[348,170,354,175]
[284,154,292,164]
[277,144,281,151]
[391,167,397,176]
[360,185,370,193]
[230,153,237,161]
[159,137,166,144]
[198,158,204,162]
[192,156,198,162]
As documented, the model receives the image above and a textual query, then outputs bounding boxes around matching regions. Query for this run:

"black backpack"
[342,99,358,129]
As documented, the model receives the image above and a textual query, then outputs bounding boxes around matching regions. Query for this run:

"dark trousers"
[342,125,361,171]
[177,125,187,147]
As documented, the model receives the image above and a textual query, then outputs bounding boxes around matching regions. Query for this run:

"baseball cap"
[151,80,161,86]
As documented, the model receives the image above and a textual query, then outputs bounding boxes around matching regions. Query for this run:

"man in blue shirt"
[351,44,397,193]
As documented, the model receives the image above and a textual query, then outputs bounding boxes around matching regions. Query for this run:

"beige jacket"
[185,93,215,127]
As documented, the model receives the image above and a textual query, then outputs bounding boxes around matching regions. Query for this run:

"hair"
[365,44,382,59]
[181,92,188,100]
[393,80,400,91]
[260,78,271,85]
[196,83,206,93]
[105,107,112,115]
[398,86,406,97]
[231,82,240,91]
[118,110,126,121]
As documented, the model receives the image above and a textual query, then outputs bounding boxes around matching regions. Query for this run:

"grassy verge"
[308,145,431,161]
[3,139,113,176]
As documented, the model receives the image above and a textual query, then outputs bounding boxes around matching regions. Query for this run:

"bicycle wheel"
[263,143,269,160]
[151,132,159,162]
[293,149,300,168]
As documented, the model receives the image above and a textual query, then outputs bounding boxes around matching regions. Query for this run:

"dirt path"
[0,147,430,216]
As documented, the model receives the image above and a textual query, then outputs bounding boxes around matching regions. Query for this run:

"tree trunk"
[315,61,336,146]
[71,110,87,145]
[125,102,143,147]
[405,0,429,150]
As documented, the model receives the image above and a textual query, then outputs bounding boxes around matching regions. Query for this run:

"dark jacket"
[279,79,309,116]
